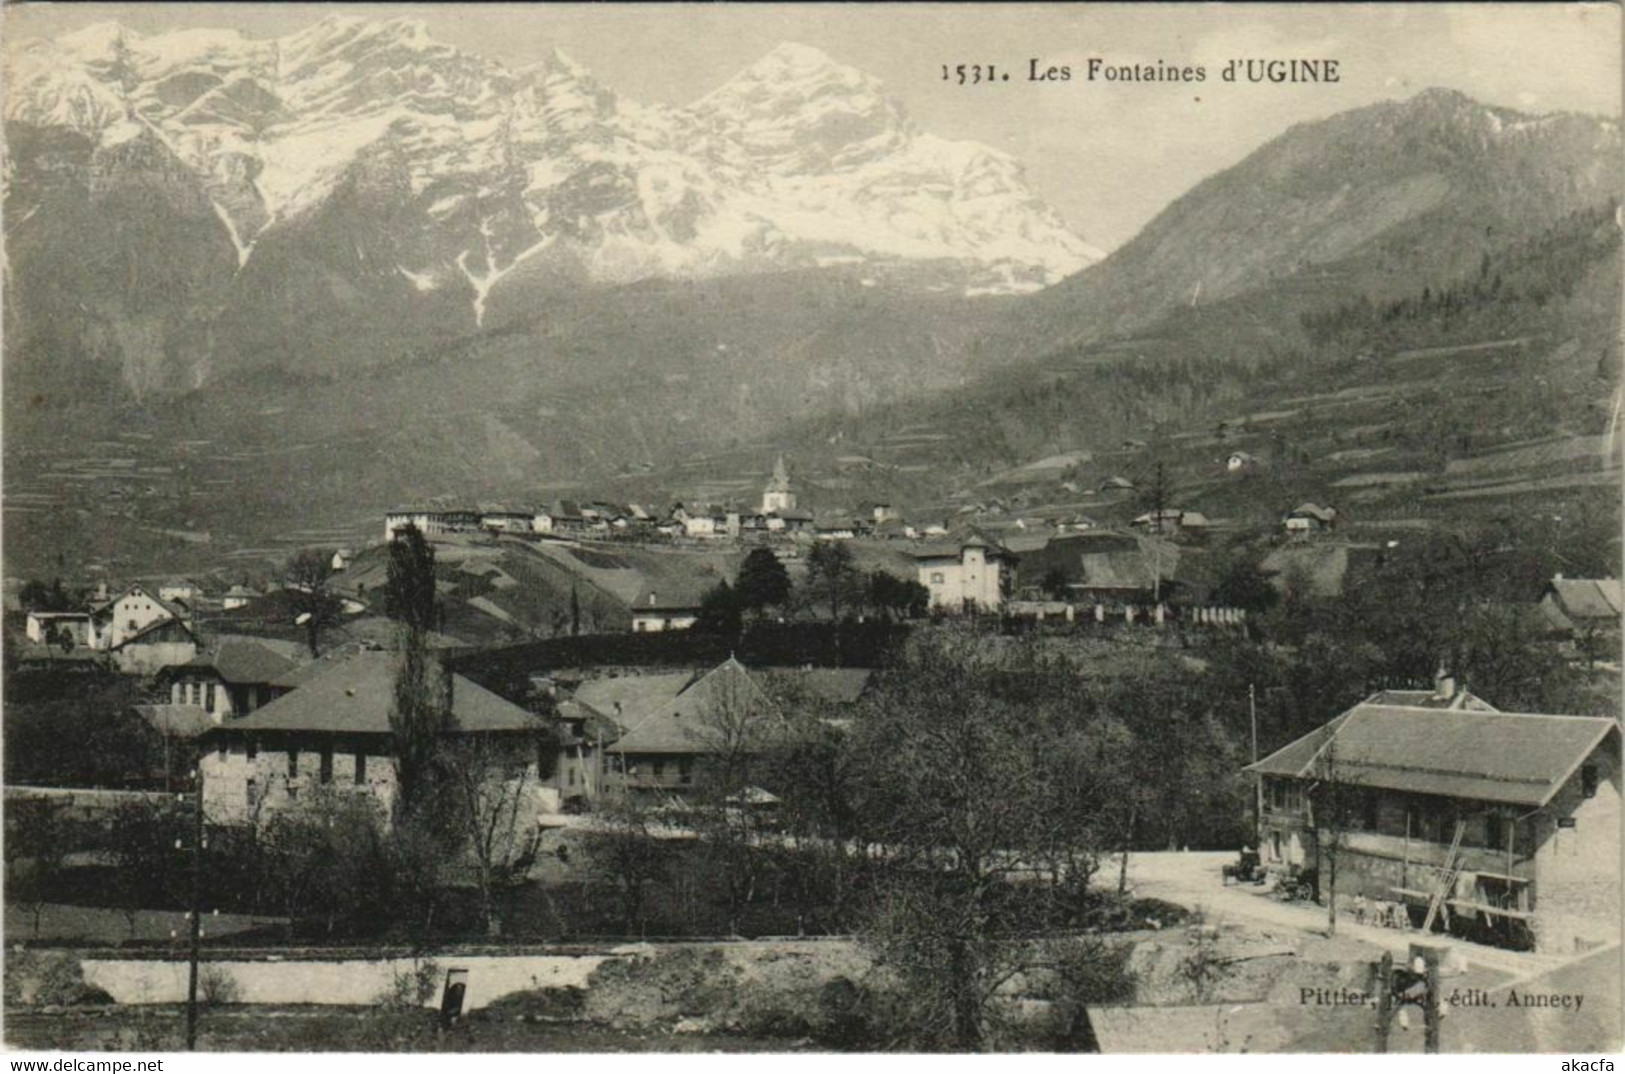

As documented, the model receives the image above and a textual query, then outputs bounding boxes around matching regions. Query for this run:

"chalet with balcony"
[1246,682,1620,953]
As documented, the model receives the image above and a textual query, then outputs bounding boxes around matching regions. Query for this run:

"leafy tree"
[19,578,79,613]
[735,548,791,619]
[1211,552,1279,615]
[285,548,344,657]
[259,790,395,937]
[384,525,438,633]
[867,571,931,621]
[805,541,861,620]
[694,580,743,635]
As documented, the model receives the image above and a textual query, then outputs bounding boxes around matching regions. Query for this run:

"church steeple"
[762,454,796,513]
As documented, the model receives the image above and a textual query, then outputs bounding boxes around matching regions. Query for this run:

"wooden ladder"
[1421,819,1467,934]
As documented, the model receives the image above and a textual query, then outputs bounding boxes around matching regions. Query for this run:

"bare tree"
[441,732,547,937]
[688,661,782,935]
[1310,732,1356,937]
[285,548,344,657]
[5,797,70,938]
[583,793,668,934]
[847,630,1112,1050]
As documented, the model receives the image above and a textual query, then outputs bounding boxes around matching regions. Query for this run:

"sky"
[5,2,1620,251]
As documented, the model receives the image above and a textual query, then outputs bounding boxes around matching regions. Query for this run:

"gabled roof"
[113,617,196,649]
[93,583,190,622]
[573,671,695,727]
[215,651,538,736]
[601,660,780,756]
[1246,697,1619,807]
[176,637,300,685]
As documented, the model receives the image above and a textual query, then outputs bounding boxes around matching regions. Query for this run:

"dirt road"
[1121,850,1566,977]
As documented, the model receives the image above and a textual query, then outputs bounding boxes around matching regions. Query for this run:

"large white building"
[913,535,1014,613]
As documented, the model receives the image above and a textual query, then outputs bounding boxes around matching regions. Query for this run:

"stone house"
[200,651,554,827]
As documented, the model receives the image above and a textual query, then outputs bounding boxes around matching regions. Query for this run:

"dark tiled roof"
[181,638,299,685]
[602,660,779,756]
[1247,699,1618,806]
[216,651,538,736]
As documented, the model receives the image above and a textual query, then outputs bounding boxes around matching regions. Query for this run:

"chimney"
[648,592,657,606]
[1432,664,1457,704]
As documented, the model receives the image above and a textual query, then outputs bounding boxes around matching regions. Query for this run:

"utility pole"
[184,767,205,1051]
[1375,946,1444,1053]
[1249,683,1261,844]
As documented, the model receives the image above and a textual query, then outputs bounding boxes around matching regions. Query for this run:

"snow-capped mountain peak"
[5,21,1100,314]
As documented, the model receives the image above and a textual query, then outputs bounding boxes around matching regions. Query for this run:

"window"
[320,746,334,785]
[217,741,227,761]
[930,572,945,585]
[1581,764,1599,799]
[246,778,258,806]
[354,752,366,785]
[288,751,299,779]
[568,768,576,788]
[247,739,257,762]
[204,684,216,714]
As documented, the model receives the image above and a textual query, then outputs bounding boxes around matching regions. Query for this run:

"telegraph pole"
[185,767,204,1051]
[1250,683,1262,843]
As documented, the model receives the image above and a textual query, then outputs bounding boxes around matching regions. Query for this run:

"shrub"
[812,976,881,1049]
[198,963,243,1007]
[374,958,442,1010]
[735,995,813,1040]
[4,950,112,1007]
